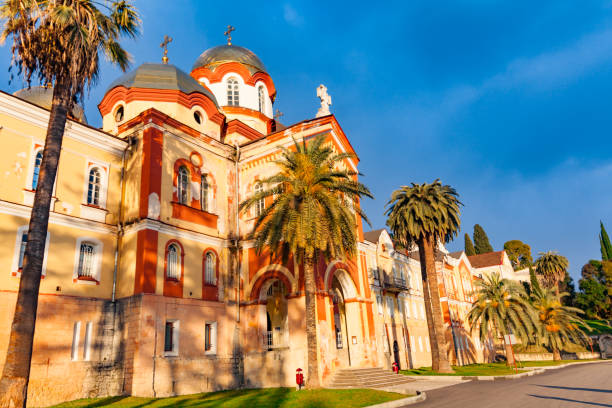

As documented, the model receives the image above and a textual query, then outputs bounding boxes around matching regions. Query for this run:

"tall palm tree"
[385,180,461,373]
[0,1,139,406]
[535,251,569,294]
[529,276,590,361]
[467,273,538,365]
[239,135,372,388]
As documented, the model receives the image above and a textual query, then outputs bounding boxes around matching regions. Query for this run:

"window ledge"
[74,276,99,285]
[171,201,218,228]
[23,190,57,208]
[163,351,179,357]
[80,204,107,223]
[11,270,45,279]
[165,277,180,283]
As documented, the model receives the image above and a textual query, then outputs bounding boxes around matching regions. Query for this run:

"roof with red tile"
[467,251,505,268]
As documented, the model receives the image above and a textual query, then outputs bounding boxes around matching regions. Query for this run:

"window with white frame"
[426,337,431,352]
[254,182,264,217]
[204,251,215,285]
[420,304,425,320]
[412,301,418,318]
[12,226,49,277]
[31,149,43,190]
[204,321,217,355]
[418,336,423,352]
[77,242,97,279]
[410,335,415,351]
[258,86,265,113]
[200,174,209,212]
[405,300,411,318]
[166,243,181,280]
[376,293,383,315]
[177,166,190,205]
[87,167,102,206]
[164,320,179,356]
[71,321,81,361]
[227,77,239,106]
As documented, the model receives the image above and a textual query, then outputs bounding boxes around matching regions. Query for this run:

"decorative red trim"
[98,87,225,125]
[173,158,201,207]
[202,248,220,301]
[222,106,273,133]
[163,239,184,298]
[249,270,293,302]
[135,229,158,294]
[190,63,277,101]
[226,119,265,141]
[171,202,218,228]
[140,125,163,219]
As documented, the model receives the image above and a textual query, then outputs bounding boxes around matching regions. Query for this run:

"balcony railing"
[383,274,409,292]
[369,269,381,286]
[262,330,288,350]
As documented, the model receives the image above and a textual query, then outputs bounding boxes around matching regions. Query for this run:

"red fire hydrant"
[296,368,304,389]
[392,362,399,374]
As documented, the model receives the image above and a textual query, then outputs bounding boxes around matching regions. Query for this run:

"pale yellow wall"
[116,231,137,298]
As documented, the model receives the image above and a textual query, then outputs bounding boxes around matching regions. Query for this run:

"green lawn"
[400,362,523,376]
[519,359,599,367]
[47,388,408,408]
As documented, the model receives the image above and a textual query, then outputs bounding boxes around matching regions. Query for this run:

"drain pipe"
[111,134,133,303]
[234,142,241,323]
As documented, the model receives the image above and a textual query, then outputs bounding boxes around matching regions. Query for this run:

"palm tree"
[467,273,538,365]
[0,1,139,406]
[239,135,372,388]
[535,251,569,294]
[529,274,590,361]
[385,180,461,373]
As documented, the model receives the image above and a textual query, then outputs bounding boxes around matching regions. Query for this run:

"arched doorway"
[260,279,289,350]
[331,276,351,366]
[393,340,400,369]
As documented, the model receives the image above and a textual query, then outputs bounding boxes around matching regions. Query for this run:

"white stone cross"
[316,84,332,117]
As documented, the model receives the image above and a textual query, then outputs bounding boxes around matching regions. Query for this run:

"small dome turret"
[192,45,266,75]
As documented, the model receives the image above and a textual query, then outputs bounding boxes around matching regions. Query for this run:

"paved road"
[410,361,612,408]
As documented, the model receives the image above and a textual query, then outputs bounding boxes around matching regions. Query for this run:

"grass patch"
[401,363,522,376]
[519,359,599,367]
[47,388,407,408]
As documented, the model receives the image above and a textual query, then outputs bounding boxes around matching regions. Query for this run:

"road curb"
[471,359,609,381]
[364,391,426,408]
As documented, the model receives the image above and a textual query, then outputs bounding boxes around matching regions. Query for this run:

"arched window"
[204,252,215,285]
[78,242,96,278]
[114,106,124,122]
[200,174,209,212]
[258,86,265,113]
[177,166,190,205]
[87,167,101,206]
[32,150,43,190]
[254,182,264,217]
[166,244,180,280]
[227,78,239,106]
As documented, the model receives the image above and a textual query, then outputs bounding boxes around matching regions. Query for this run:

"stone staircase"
[327,367,414,389]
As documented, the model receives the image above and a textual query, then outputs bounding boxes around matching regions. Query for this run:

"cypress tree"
[600,221,612,261]
[464,233,476,256]
[473,224,494,254]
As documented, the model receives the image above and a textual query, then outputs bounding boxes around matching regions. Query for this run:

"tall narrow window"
[177,166,189,205]
[204,252,215,285]
[204,321,217,354]
[258,86,265,112]
[164,320,179,356]
[83,322,93,361]
[71,321,81,361]
[18,230,28,271]
[200,174,209,212]
[32,150,43,190]
[78,242,96,279]
[166,244,180,280]
[254,183,264,217]
[376,294,383,315]
[87,167,101,206]
[227,78,239,106]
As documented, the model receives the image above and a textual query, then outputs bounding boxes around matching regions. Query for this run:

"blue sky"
[1,1,611,282]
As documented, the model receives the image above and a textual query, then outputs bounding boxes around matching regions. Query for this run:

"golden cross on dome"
[274,109,284,121]
[160,35,173,64]
[224,25,235,45]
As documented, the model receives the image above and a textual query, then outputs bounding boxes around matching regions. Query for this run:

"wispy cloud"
[283,4,303,27]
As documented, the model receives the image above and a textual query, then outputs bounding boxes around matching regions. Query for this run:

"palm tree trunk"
[304,255,320,388]
[419,236,453,373]
[0,85,71,408]
[552,348,561,361]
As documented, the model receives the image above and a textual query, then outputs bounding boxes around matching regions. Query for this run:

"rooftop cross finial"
[224,25,235,45]
[274,108,284,121]
[316,84,332,117]
[160,35,173,64]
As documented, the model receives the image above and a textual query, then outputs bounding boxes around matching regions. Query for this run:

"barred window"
[200,174,209,212]
[32,150,43,190]
[166,244,180,280]
[18,231,28,271]
[227,78,239,106]
[204,252,215,285]
[177,166,189,205]
[258,86,265,112]
[78,243,96,278]
[87,168,101,206]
